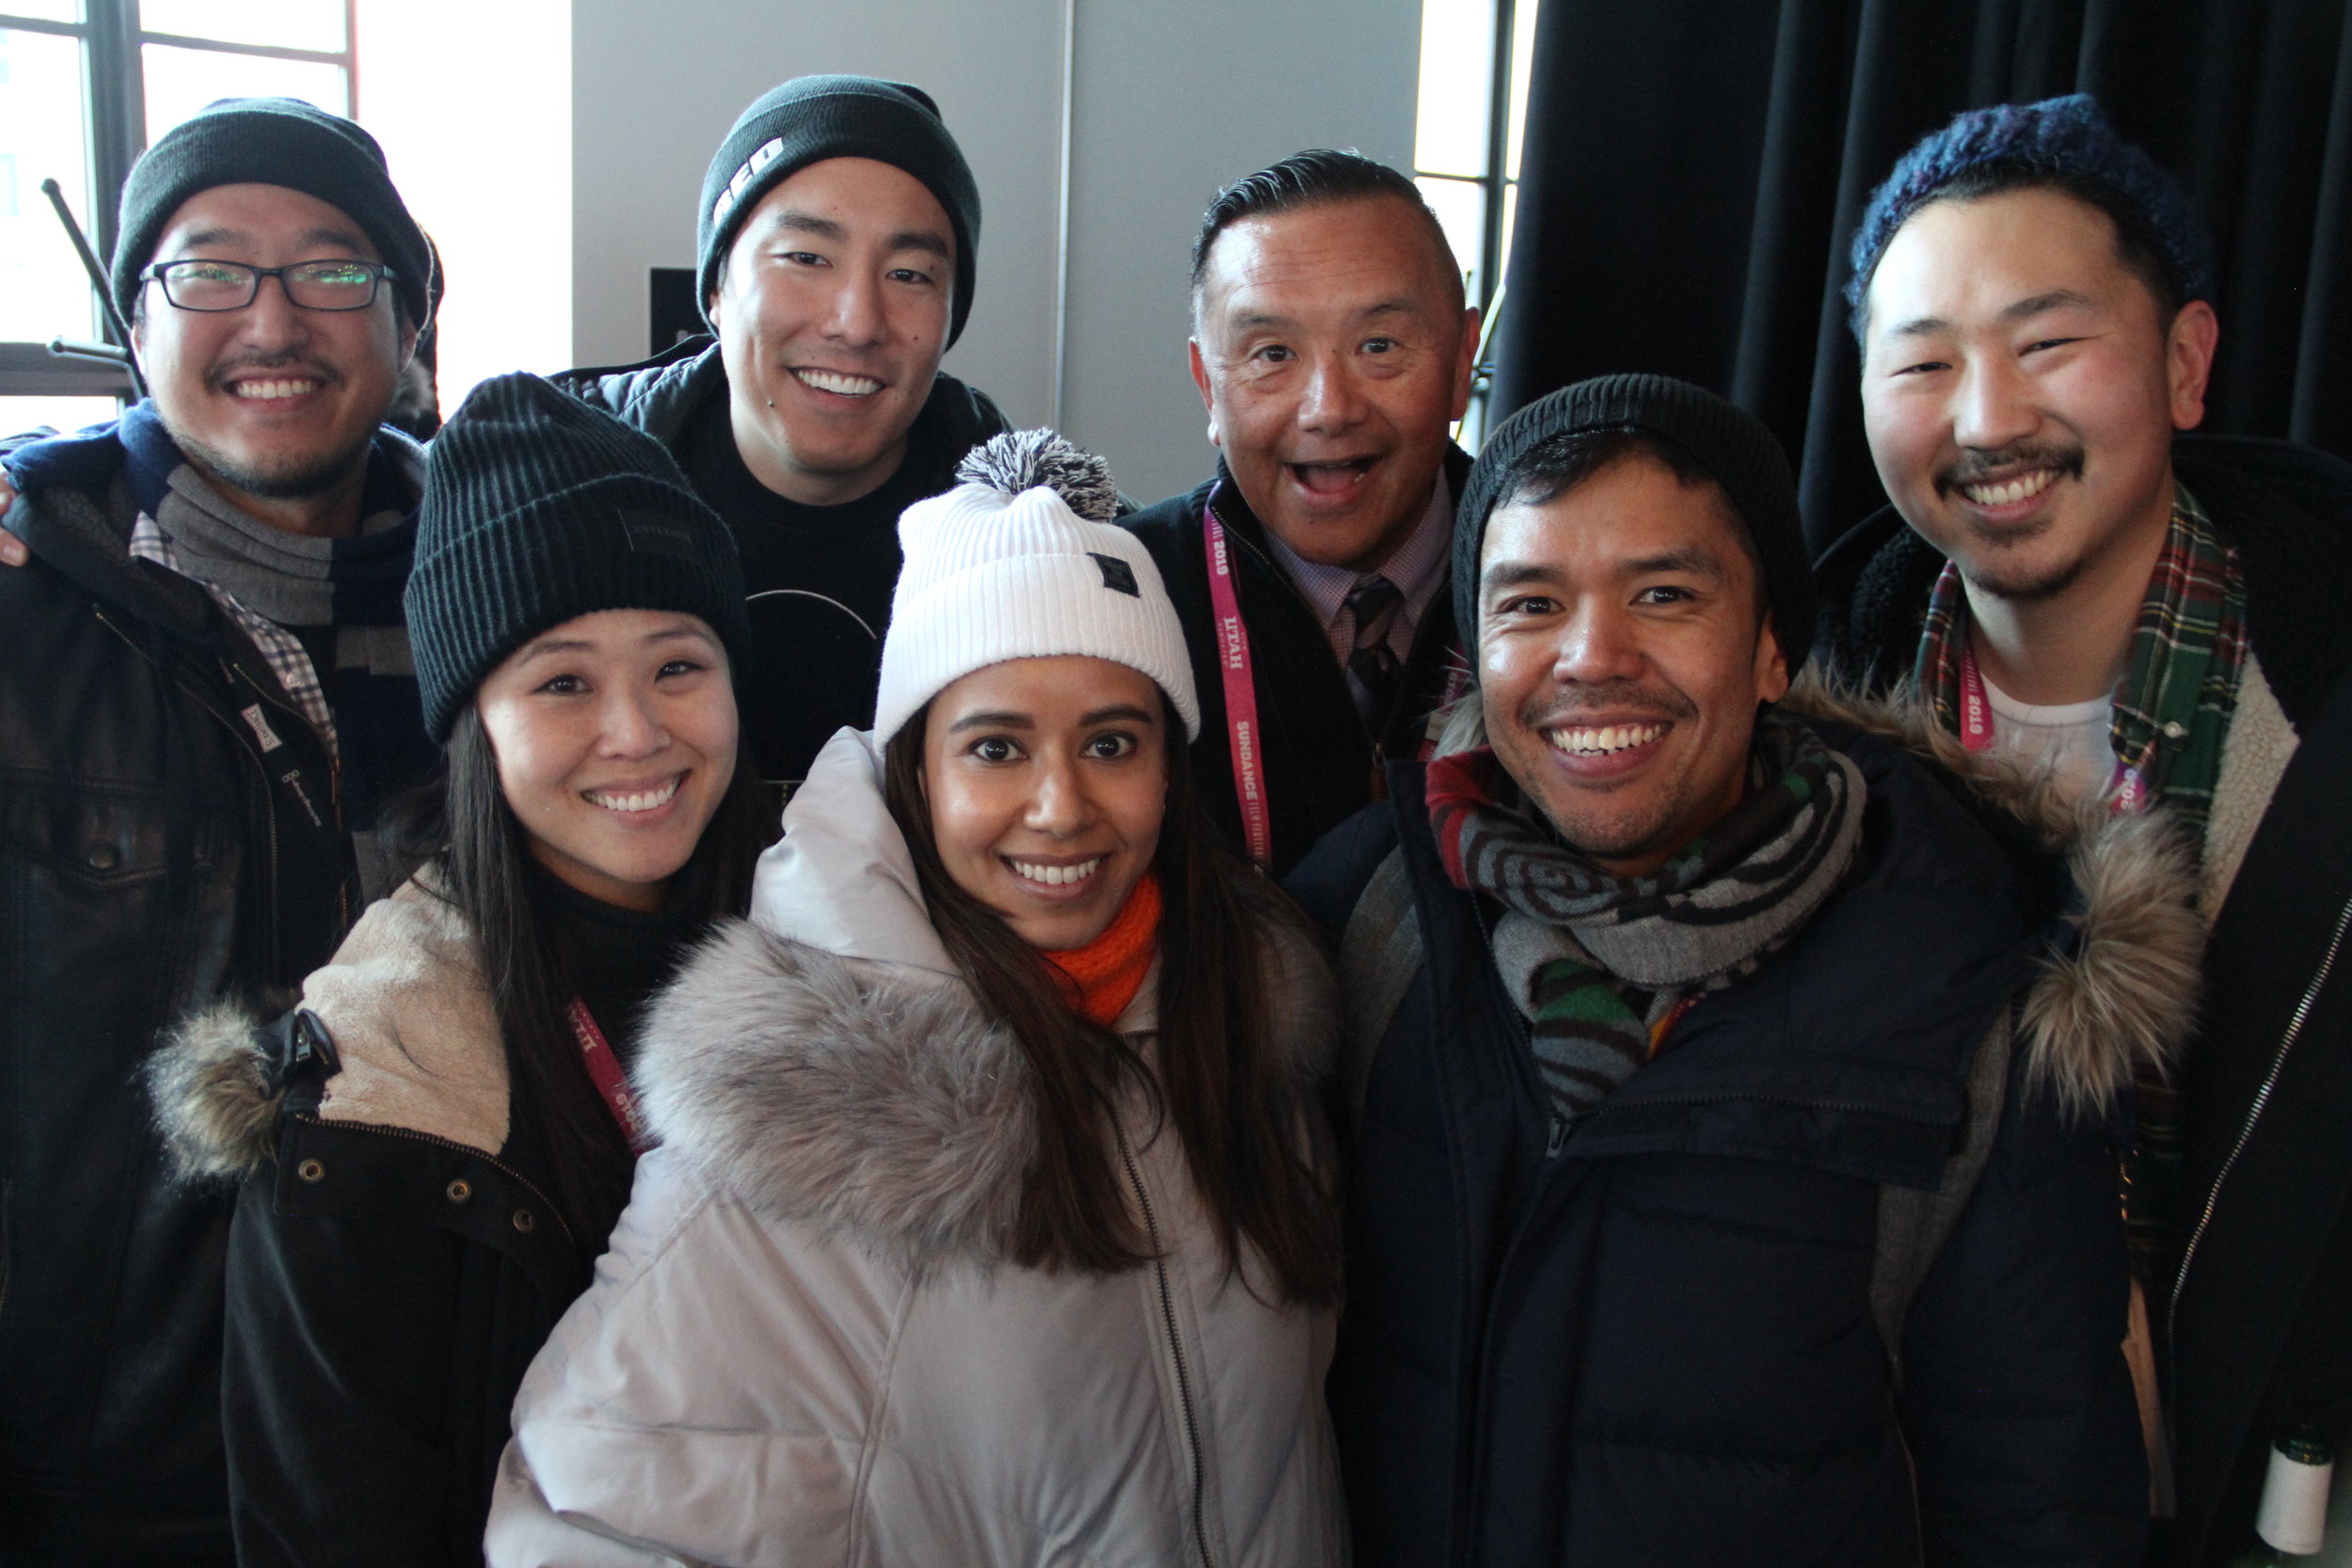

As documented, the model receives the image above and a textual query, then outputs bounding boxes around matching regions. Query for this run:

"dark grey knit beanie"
[697,74,980,345]
[1454,374,1816,660]
[407,373,751,742]
[112,97,433,328]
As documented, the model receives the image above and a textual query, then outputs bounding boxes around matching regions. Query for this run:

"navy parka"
[1288,720,2155,1568]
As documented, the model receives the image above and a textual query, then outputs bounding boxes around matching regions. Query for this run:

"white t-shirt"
[1979,672,2118,801]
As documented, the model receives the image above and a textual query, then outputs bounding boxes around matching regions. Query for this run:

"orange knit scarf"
[1043,871,1162,1026]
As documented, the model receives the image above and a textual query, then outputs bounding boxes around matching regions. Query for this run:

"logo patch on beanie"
[1089,553,1139,596]
[620,511,697,558]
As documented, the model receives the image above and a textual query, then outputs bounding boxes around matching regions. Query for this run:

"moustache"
[1934,441,2085,497]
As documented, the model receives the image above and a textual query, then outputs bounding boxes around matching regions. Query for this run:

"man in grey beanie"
[561,74,1010,789]
[0,96,437,1565]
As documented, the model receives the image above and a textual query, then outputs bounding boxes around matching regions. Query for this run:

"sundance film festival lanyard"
[1201,485,1276,868]
[564,997,655,1154]
[1200,483,1469,868]
[1957,637,2147,816]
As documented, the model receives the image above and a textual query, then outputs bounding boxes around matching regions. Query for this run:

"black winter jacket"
[555,340,1009,780]
[1287,705,2201,1568]
[145,876,693,1568]
[1122,450,1471,878]
[1814,435,2352,1565]
[0,435,395,1563]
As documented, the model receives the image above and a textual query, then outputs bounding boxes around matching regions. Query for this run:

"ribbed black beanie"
[697,74,980,345]
[406,373,751,742]
[113,97,432,328]
[1453,374,1817,661]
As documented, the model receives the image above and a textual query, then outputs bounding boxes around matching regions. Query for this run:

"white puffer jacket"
[486,728,1347,1567]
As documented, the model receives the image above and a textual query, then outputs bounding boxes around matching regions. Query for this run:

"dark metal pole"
[40,177,146,401]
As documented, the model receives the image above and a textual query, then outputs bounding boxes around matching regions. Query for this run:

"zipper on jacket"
[1115,1119,1216,1568]
[290,1110,579,1251]
[2169,888,2352,1358]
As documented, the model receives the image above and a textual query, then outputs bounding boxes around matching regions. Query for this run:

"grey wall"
[571,0,1416,505]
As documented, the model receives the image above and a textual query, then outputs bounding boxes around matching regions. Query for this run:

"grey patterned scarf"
[1427,710,1866,1118]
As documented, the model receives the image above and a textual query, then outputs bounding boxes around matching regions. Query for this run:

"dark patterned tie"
[1344,575,1404,726]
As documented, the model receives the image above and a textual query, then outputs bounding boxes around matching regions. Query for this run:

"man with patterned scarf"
[1292,373,2202,1567]
[0,99,436,1565]
[1814,96,2352,1565]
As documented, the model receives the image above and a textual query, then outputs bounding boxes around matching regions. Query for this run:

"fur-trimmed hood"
[635,726,1340,1275]
[146,875,502,1182]
[1779,673,2204,1119]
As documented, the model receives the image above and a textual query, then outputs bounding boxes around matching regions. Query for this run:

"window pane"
[1416,174,1487,308]
[1504,0,1541,180]
[0,26,97,343]
[0,3,82,24]
[141,0,345,54]
[1415,0,1495,179]
[144,44,347,141]
[0,394,118,439]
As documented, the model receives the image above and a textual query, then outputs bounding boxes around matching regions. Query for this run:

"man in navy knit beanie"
[1815,94,2352,1565]
[559,75,1009,789]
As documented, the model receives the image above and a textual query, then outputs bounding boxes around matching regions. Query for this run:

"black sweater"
[557,339,1010,784]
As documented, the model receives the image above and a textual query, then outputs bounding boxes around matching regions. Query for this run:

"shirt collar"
[1259,467,1454,632]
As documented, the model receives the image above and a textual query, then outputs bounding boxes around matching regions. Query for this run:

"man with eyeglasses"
[0,98,437,1567]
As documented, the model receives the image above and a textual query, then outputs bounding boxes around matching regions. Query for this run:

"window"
[1414,0,1540,449]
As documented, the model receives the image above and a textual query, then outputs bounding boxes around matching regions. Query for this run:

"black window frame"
[0,0,357,399]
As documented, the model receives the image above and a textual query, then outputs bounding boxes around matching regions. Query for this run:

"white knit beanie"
[873,430,1200,745]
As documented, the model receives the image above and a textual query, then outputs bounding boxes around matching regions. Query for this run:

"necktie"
[1344,575,1404,727]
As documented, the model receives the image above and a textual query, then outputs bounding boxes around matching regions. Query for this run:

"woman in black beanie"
[144,372,776,1566]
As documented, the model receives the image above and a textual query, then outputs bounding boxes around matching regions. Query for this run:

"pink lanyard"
[1200,486,1471,868]
[565,997,655,1154]
[1957,636,2146,816]
[1202,489,1275,868]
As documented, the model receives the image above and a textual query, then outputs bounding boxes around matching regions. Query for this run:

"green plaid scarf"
[1915,484,2247,831]
[1913,483,2247,1278]
[1426,711,1865,1121]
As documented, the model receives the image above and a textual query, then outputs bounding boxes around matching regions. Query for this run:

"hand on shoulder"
[0,475,23,567]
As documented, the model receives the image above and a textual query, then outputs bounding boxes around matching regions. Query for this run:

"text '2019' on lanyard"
[1957,636,2146,816]
[1201,484,1275,868]
[565,996,655,1154]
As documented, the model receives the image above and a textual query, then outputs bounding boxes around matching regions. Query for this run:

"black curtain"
[1492,0,2352,552]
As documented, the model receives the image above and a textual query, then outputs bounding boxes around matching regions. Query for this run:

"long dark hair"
[406,707,774,1243]
[882,697,1342,1308]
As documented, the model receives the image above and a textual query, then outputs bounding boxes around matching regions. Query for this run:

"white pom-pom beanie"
[872,432,1200,746]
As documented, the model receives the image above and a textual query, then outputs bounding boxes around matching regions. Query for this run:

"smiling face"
[920,655,1168,951]
[474,609,739,912]
[1190,195,1478,572]
[132,182,412,515]
[1478,454,1788,877]
[708,156,956,508]
[1860,185,2217,603]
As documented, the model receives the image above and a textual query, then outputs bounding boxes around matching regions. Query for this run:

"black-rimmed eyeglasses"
[140,259,400,313]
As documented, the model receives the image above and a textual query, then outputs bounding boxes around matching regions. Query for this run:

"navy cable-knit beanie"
[406,373,750,742]
[1846,94,2211,326]
[1454,374,1815,661]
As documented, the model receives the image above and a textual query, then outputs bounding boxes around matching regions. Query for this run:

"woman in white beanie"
[487,432,1347,1567]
